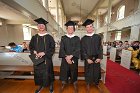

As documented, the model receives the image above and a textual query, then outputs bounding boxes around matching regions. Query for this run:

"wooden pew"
[0,65,105,80]
[0,52,106,82]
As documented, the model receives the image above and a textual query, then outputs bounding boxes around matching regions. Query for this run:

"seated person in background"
[22,42,29,52]
[107,42,112,55]
[128,41,140,69]
[112,41,117,47]
[8,42,23,52]
[116,41,123,58]
[123,41,130,50]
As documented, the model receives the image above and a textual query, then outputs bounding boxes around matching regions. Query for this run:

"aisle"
[105,60,140,93]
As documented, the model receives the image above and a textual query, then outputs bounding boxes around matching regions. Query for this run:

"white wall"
[7,25,24,44]
[97,9,140,42]
[0,23,31,46]
[0,19,8,46]
[121,29,131,41]
[130,25,140,42]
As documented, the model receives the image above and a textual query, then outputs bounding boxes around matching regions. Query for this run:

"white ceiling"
[61,0,99,21]
[61,0,122,21]
[0,0,122,25]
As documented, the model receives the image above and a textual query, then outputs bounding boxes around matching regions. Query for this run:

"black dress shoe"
[35,86,43,93]
[49,82,54,93]
[35,90,40,93]
[49,90,54,93]
[96,85,103,93]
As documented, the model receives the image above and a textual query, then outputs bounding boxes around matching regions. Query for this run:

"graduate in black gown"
[81,19,103,93]
[59,21,80,93]
[29,18,55,93]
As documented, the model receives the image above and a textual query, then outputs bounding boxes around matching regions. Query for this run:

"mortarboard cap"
[65,21,76,26]
[82,19,94,26]
[34,18,48,25]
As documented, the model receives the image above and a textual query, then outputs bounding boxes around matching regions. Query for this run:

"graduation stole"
[36,35,47,64]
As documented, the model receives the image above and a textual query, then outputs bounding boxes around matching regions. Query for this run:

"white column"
[56,0,59,23]
[45,0,49,10]
[96,10,99,29]
[62,15,65,29]
[63,15,66,29]
[59,9,63,28]
[98,14,100,28]
[104,0,112,42]
[107,0,112,24]
[103,31,107,42]
[61,15,64,29]
[138,0,140,10]
[42,0,48,10]
[130,25,140,42]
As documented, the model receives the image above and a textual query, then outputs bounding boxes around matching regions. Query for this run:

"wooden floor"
[0,79,110,93]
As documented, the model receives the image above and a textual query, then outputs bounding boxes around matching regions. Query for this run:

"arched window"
[115,31,121,40]
[117,5,125,20]
[22,24,31,40]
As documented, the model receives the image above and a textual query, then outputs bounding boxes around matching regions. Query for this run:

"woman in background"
[128,41,140,70]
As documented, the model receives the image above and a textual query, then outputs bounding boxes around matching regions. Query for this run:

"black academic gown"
[29,34,55,87]
[59,35,80,83]
[81,34,103,85]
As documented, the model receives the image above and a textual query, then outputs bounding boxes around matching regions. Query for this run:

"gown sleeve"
[97,35,103,59]
[44,35,55,59]
[59,36,66,58]
[81,37,88,60]
[72,37,80,58]
[29,35,35,54]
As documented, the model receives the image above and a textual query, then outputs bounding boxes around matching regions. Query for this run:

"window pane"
[115,31,121,40]
[23,26,31,40]
[117,5,125,20]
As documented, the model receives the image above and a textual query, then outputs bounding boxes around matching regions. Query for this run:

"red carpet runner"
[105,60,140,93]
